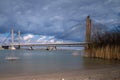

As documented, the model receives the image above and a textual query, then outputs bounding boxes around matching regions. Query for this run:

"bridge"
[4,42,89,47]
[0,16,92,50]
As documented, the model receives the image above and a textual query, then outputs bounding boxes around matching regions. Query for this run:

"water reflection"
[5,50,19,61]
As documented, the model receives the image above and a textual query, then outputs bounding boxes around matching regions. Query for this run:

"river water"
[0,50,119,77]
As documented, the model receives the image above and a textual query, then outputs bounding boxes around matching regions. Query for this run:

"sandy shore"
[0,64,120,80]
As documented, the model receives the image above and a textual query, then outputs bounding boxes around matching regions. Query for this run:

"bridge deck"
[2,42,89,47]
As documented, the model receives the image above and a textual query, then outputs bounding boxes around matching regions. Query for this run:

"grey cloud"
[0,0,120,41]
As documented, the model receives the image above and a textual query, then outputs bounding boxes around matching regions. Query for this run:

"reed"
[85,26,120,60]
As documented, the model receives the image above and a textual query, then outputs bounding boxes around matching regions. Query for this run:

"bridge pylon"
[18,31,21,49]
[85,16,91,49]
[9,29,16,50]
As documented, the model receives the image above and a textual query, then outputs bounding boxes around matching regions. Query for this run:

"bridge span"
[17,42,89,47]
[2,42,89,47]
[1,42,89,50]
[0,16,91,50]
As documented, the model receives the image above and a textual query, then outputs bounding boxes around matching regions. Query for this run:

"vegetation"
[85,26,120,60]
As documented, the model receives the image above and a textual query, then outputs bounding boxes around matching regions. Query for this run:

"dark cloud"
[0,0,120,41]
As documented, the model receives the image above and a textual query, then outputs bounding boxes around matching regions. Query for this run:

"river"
[0,50,119,77]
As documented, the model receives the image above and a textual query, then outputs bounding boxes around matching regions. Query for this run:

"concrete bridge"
[3,42,89,47]
[0,16,91,50]
[1,42,90,50]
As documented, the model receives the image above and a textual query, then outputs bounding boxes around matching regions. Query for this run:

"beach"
[0,64,120,80]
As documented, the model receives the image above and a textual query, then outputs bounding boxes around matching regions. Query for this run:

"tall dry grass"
[85,26,120,60]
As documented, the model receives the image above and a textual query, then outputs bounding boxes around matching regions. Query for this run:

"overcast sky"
[0,0,120,43]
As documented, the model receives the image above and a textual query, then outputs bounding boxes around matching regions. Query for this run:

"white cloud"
[56,40,63,43]
[36,35,46,42]
[40,35,47,39]
[49,39,55,43]
[37,35,52,43]
[23,34,34,41]
[37,35,64,43]
[48,36,54,39]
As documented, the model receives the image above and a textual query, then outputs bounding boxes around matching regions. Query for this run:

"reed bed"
[85,26,120,60]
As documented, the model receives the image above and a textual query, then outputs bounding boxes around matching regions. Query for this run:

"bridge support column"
[17,45,20,49]
[46,46,57,51]
[28,46,33,50]
[0,45,4,50]
[18,31,21,49]
[85,16,91,49]
[10,29,16,50]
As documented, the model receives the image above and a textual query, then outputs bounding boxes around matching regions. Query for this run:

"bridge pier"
[28,46,33,50]
[0,45,5,50]
[16,45,21,49]
[46,46,57,51]
[1,45,9,49]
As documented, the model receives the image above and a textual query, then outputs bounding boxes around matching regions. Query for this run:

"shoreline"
[0,64,120,80]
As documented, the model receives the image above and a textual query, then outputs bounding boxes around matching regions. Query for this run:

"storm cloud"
[0,0,120,42]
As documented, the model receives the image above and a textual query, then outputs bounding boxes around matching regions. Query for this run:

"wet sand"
[0,64,120,80]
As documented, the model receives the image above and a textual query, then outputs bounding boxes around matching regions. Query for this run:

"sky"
[0,0,120,44]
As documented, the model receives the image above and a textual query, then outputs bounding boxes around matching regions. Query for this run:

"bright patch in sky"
[23,34,34,41]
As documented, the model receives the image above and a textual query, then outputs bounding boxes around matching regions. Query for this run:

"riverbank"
[0,64,120,80]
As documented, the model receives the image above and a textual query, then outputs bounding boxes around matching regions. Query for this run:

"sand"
[0,64,120,80]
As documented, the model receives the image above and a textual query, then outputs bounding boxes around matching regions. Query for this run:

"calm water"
[0,50,119,77]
